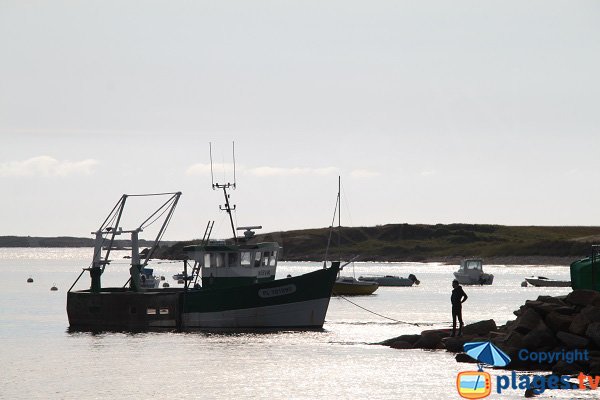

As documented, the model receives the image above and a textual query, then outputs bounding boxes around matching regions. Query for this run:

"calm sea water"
[0,248,594,399]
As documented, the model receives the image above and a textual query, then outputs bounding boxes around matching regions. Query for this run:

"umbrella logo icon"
[456,342,511,399]
[463,341,511,367]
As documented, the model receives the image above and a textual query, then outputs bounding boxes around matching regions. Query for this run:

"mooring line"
[335,294,430,327]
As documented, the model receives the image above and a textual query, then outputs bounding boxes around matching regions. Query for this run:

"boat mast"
[210,142,238,243]
[323,176,341,268]
[337,175,341,262]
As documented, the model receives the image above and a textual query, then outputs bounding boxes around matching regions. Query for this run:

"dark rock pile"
[381,289,600,375]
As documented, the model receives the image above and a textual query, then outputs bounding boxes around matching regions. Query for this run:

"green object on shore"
[570,253,600,291]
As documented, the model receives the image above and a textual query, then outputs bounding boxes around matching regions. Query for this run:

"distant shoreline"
[1,224,596,267]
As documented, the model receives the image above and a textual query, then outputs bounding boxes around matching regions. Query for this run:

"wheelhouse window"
[269,250,278,266]
[241,252,252,267]
[254,252,262,267]
[204,253,225,268]
[228,253,239,268]
[466,261,481,270]
[261,252,270,266]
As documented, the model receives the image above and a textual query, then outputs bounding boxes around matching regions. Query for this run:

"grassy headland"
[152,223,600,265]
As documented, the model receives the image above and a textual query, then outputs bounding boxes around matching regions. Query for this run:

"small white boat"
[525,276,571,287]
[358,274,420,287]
[333,276,379,295]
[453,259,493,285]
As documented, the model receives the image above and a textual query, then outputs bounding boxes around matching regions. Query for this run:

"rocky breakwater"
[381,289,600,375]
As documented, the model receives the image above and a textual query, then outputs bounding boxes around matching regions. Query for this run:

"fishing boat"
[358,274,420,287]
[524,276,571,287]
[67,166,341,330]
[333,276,378,295]
[453,259,493,285]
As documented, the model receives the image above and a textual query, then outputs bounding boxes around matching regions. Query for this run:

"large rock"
[455,353,477,364]
[414,333,442,349]
[586,322,600,347]
[462,319,497,336]
[526,301,564,317]
[570,313,592,336]
[523,327,557,349]
[568,305,600,336]
[504,331,525,348]
[545,312,575,333]
[582,305,600,322]
[552,360,586,375]
[444,336,476,353]
[537,295,567,306]
[380,334,421,346]
[566,290,600,307]
[557,331,590,349]
[390,341,413,349]
[512,309,544,335]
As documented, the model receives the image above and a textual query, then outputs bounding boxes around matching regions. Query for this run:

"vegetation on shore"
[152,223,600,264]
[4,224,600,264]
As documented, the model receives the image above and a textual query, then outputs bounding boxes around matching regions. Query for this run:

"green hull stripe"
[183,266,338,313]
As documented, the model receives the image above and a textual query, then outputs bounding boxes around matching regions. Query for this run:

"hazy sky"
[1,1,599,241]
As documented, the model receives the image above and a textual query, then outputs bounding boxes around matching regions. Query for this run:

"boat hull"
[332,282,378,295]
[571,256,600,291]
[358,276,414,287]
[525,278,571,288]
[67,265,339,331]
[453,272,494,286]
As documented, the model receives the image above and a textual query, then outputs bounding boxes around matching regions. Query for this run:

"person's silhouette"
[451,279,468,337]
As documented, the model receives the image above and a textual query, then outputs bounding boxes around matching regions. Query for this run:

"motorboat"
[524,276,571,287]
[358,274,420,287]
[333,276,378,295]
[453,259,493,285]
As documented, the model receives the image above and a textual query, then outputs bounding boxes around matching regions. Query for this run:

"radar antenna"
[209,141,238,243]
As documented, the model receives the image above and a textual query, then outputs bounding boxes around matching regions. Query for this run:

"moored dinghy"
[524,276,571,287]
[358,274,420,287]
[333,276,378,295]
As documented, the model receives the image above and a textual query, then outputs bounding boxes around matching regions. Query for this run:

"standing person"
[451,279,468,337]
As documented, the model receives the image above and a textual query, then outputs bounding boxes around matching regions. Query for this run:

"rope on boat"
[335,294,429,327]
